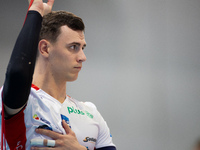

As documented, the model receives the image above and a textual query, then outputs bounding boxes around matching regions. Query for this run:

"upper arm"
[85,102,116,149]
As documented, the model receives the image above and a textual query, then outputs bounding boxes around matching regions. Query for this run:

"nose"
[77,50,87,63]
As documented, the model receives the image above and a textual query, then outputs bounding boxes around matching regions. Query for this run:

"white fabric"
[24,87,115,150]
[30,139,44,146]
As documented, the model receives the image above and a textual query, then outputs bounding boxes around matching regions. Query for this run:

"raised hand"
[29,0,54,16]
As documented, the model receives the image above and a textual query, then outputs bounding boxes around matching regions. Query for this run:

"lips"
[74,66,82,70]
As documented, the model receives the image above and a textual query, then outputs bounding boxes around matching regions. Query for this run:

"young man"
[0,0,116,150]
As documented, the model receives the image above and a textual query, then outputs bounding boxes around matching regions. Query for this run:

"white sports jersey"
[0,85,115,150]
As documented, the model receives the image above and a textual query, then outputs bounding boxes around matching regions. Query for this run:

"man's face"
[48,25,87,82]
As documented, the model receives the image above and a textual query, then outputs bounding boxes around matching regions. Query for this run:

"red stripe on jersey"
[66,95,71,98]
[1,101,6,150]
[23,0,34,25]
[5,107,26,150]
[31,84,40,91]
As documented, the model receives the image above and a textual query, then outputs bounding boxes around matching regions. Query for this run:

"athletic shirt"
[0,85,115,150]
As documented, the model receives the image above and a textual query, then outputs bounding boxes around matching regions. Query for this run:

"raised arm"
[2,0,54,117]
[29,0,54,17]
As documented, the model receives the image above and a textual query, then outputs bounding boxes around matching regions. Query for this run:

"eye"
[82,45,86,51]
[69,45,77,50]
[68,44,85,51]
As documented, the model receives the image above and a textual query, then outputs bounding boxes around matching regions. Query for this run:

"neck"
[32,61,67,103]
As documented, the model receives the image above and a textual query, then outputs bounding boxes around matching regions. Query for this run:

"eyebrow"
[69,42,87,48]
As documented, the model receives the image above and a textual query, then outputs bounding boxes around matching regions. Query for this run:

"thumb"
[47,0,54,8]
[62,120,71,135]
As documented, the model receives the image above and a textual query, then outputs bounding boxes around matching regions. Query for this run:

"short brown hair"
[39,11,85,43]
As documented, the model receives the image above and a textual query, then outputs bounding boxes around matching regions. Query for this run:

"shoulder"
[84,101,97,110]
[68,97,100,119]
[67,96,97,110]
[83,102,99,118]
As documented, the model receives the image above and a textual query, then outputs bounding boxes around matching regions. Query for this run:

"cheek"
[49,48,75,69]
[55,54,74,70]
[50,49,66,63]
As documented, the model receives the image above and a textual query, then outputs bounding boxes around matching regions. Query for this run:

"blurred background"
[0,0,200,150]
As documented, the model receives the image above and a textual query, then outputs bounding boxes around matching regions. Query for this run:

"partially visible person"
[1,0,116,150]
[193,138,200,150]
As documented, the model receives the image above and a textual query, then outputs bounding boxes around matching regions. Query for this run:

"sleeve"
[2,11,42,110]
[96,146,116,150]
[1,11,42,150]
[5,107,26,150]
[85,102,116,149]
[0,88,11,150]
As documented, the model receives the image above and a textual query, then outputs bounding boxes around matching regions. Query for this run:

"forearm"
[2,11,42,109]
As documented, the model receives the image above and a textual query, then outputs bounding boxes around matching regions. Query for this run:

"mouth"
[74,67,82,70]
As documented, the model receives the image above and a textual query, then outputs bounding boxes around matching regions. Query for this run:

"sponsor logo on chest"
[67,106,93,119]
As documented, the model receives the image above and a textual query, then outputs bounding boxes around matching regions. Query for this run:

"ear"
[38,39,51,58]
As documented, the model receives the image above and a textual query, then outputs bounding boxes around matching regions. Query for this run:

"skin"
[32,25,87,103]
[31,3,87,150]
[29,0,54,17]
[5,0,87,149]
[31,120,87,150]
[4,0,54,116]
[30,1,87,149]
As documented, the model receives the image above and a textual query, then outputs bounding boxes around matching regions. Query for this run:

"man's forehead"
[58,25,86,44]
[60,25,84,36]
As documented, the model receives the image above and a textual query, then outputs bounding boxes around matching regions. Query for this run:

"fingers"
[47,0,54,9]
[31,146,54,150]
[44,0,54,15]
[33,122,80,149]
[35,120,73,140]
[29,0,54,16]
[31,139,57,149]
[42,0,54,16]
[62,120,72,135]
[35,129,61,140]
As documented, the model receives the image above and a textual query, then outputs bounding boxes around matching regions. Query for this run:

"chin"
[67,75,78,82]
